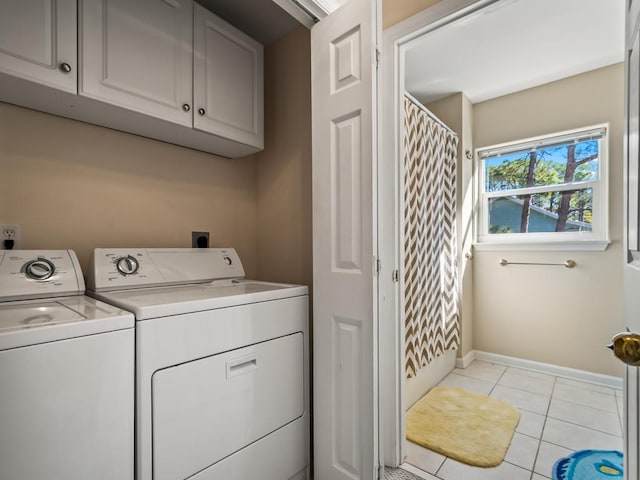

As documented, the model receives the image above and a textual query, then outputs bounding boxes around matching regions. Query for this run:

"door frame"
[378,0,504,467]
[622,1,640,478]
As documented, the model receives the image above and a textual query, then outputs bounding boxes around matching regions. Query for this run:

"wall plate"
[1,224,20,250]
[191,231,210,248]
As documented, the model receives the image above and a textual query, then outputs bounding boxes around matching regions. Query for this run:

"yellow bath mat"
[406,386,520,467]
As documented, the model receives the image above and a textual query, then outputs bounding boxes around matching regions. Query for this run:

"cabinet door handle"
[59,63,72,73]
[182,103,191,112]
[198,108,206,116]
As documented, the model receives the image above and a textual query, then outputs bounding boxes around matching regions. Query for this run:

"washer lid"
[0,296,134,350]
[90,279,309,320]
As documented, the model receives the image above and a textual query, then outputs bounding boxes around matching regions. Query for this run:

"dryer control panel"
[0,250,85,302]
[87,248,245,292]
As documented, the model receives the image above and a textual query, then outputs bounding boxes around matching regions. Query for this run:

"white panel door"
[193,3,263,148]
[311,0,379,478]
[624,1,640,478]
[80,0,193,126]
[0,0,76,93]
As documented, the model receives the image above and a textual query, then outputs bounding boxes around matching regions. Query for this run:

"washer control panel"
[87,248,245,292]
[0,250,85,301]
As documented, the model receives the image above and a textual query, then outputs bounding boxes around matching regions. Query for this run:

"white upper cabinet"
[80,0,194,126]
[0,0,265,157]
[194,4,264,148]
[0,0,77,93]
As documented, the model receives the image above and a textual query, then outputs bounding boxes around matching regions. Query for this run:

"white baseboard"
[455,350,475,369]
[467,350,623,390]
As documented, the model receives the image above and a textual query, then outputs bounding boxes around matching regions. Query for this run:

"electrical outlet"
[1,224,20,250]
[191,231,210,248]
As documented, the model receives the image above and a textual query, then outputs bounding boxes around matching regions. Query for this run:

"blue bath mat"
[552,450,623,479]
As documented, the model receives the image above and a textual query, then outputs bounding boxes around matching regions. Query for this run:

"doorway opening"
[379,0,626,477]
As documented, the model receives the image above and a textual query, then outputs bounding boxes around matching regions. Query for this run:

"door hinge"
[375,48,381,68]
[374,256,381,275]
[392,269,399,283]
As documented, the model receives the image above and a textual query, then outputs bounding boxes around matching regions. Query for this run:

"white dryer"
[87,248,309,480]
[0,250,134,480]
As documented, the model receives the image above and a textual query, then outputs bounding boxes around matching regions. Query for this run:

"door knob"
[607,331,640,366]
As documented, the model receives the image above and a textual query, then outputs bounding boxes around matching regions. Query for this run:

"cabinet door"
[0,0,76,93]
[193,4,264,148]
[80,0,193,126]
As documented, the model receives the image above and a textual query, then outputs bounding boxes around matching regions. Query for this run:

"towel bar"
[499,258,576,268]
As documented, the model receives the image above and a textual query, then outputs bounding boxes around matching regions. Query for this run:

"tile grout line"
[546,378,624,438]
[529,374,558,480]
[493,383,620,432]
[615,389,625,434]
[511,401,621,431]
[488,363,508,396]
[433,451,446,479]
[543,415,623,437]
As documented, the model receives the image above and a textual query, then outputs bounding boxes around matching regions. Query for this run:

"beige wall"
[383,0,442,29]
[0,25,313,286]
[253,26,313,288]
[0,103,258,276]
[473,63,625,377]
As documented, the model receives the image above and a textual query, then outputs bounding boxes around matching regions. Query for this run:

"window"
[476,125,609,250]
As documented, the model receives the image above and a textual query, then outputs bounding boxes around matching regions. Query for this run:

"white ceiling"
[404,0,625,105]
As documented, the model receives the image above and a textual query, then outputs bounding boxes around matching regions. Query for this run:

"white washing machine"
[0,250,134,480]
[86,248,309,480]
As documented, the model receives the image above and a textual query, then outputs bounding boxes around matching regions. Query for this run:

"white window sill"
[473,240,611,252]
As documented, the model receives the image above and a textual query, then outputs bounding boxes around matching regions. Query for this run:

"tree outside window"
[476,125,609,249]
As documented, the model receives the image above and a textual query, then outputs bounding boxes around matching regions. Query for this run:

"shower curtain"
[403,94,460,379]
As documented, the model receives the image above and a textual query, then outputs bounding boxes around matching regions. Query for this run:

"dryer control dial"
[116,255,139,276]
[24,258,56,280]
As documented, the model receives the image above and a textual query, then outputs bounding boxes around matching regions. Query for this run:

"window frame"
[474,124,610,251]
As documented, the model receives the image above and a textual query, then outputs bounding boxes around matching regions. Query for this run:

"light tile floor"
[403,360,623,480]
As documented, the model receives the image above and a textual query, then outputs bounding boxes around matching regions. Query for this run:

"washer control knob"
[24,258,55,280]
[223,256,232,266]
[116,255,139,276]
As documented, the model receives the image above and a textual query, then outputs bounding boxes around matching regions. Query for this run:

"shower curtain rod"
[404,91,456,136]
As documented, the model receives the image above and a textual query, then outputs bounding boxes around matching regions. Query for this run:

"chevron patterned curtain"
[403,95,460,379]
